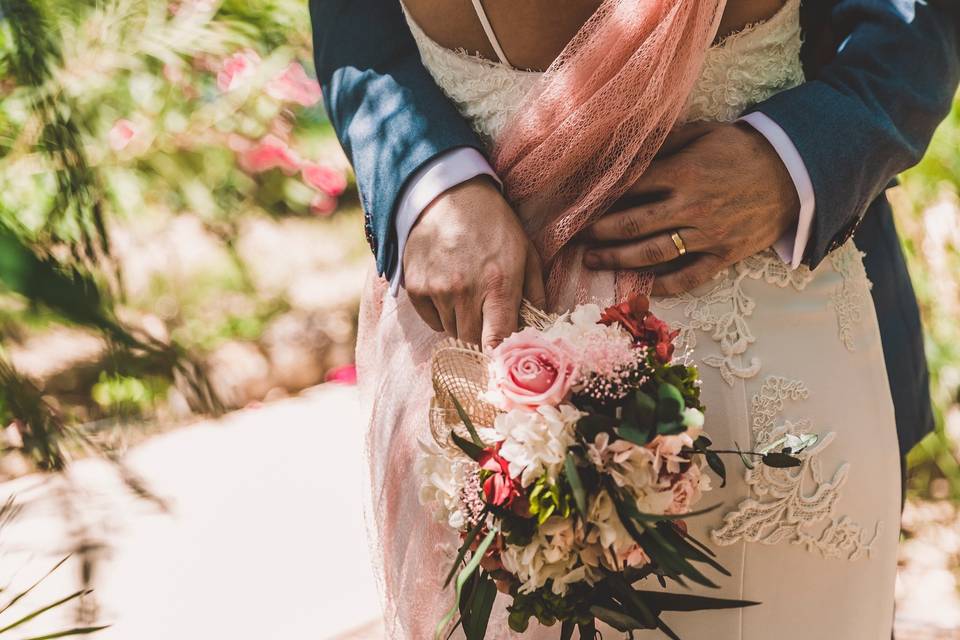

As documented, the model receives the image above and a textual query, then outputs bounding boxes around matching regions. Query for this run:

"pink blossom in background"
[324,364,357,385]
[309,192,338,216]
[217,49,261,93]
[301,163,347,196]
[238,134,301,174]
[108,119,139,151]
[265,62,322,107]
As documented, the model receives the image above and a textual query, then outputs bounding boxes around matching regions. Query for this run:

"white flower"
[493,404,582,487]
[583,491,651,572]
[683,407,705,431]
[500,516,590,595]
[415,438,474,529]
[586,432,657,490]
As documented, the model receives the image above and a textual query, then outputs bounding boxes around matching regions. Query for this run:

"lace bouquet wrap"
[419,295,818,639]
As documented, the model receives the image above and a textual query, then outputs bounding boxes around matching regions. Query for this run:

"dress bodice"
[404,0,804,143]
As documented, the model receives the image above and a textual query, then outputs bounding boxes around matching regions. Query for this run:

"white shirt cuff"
[388,147,499,295]
[738,112,815,269]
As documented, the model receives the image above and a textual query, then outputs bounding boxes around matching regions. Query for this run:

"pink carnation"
[485,328,577,411]
[266,62,322,107]
[301,163,347,196]
[108,119,138,151]
[217,49,260,93]
[238,134,301,174]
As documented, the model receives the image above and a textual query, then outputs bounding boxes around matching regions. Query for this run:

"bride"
[352,0,901,637]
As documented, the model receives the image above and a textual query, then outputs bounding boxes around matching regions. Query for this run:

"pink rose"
[485,328,577,411]
[217,49,260,93]
[238,134,301,174]
[265,62,323,107]
[301,163,347,196]
[108,119,138,151]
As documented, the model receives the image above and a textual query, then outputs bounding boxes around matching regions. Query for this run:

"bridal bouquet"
[420,295,814,639]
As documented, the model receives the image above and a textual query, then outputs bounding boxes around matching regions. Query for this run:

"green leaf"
[604,574,658,628]
[0,590,91,634]
[19,627,110,640]
[589,605,642,632]
[632,591,760,612]
[694,435,713,449]
[761,452,803,468]
[616,424,650,447]
[449,393,484,447]
[0,556,70,617]
[734,441,755,470]
[706,450,726,488]
[463,573,497,640]
[451,431,484,461]
[435,528,499,639]
[656,419,686,436]
[634,391,657,429]
[654,522,730,577]
[444,513,488,588]
[576,414,617,441]
[656,383,684,421]
[564,453,587,516]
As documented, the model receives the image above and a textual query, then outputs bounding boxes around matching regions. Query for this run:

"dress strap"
[469,0,513,68]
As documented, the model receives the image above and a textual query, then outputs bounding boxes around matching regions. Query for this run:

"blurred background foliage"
[0,0,365,476]
[0,0,957,493]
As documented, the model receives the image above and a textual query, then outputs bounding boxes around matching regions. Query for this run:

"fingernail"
[584,252,599,268]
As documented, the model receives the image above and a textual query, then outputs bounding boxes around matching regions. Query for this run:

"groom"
[311,0,959,459]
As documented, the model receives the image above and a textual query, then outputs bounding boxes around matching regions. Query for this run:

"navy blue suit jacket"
[311,0,960,456]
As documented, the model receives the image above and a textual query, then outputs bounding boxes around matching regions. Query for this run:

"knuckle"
[617,213,641,239]
[642,241,667,265]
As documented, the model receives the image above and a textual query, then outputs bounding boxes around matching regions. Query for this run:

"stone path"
[0,384,383,640]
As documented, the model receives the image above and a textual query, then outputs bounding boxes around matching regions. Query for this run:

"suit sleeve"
[746,0,960,268]
[310,0,486,277]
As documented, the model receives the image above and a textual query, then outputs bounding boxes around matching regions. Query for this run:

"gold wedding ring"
[670,231,687,257]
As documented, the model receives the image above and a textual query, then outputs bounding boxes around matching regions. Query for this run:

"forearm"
[310,0,485,276]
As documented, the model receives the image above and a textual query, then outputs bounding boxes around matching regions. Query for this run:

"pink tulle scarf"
[491,0,727,305]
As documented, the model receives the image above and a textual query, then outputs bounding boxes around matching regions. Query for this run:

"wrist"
[734,121,800,237]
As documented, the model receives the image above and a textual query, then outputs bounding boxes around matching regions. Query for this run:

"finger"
[584,230,702,270]
[522,246,547,309]
[455,297,483,347]
[436,300,458,337]
[582,197,688,244]
[408,295,444,333]
[480,284,521,353]
[656,122,715,158]
[652,255,725,296]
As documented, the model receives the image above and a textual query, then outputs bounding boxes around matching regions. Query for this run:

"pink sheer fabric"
[492,0,726,305]
[357,1,727,636]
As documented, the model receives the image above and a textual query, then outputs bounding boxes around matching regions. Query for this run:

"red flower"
[600,294,679,363]
[478,443,523,509]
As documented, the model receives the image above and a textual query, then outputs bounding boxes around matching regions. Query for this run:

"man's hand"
[580,121,801,296]
[403,176,545,350]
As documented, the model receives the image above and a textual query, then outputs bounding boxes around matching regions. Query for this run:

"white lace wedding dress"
[359,1,901,637]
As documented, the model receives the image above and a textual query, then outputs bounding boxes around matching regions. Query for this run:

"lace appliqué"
[658,251,814,386]
[710,376,882,561]
[829,242,872,352]
[682,0,805,123]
